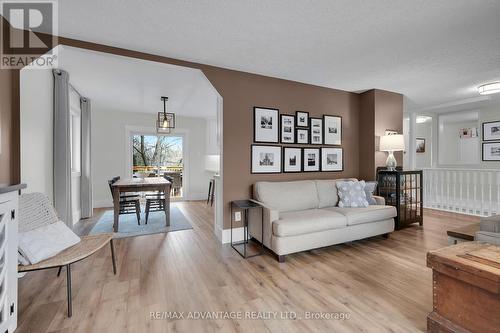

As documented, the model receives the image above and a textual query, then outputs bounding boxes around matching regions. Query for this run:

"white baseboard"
[93,200,113,208]
[220,227,245,244]
[184,192,207,201]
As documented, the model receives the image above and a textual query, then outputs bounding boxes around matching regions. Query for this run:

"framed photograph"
[310,118,323,145]
[323,115,342,145]
[416,138,426,153]
[296,111,309,127]
[321,147,343,172]
[482,142,500,161]
[482,121,500,141]
[283,148,302,173]
[251,145,282,173]
[303,148,320,172]
[296,128,309,144]
[280,114,295,143]
[254,107,279,143]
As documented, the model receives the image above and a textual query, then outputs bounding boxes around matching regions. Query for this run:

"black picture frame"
[309,117,323,145]
[303,148,321,172]
[323,115,342,146]
[482,142,500,161]
[251,144,282,174]
[296,128,309,144]
[280,114,295,144]
[253,106,279,143]
[283,147,303,173]
[482,121,500,141]
[295,111,309,128]
[320,147,343,172]
[416,138,426,153]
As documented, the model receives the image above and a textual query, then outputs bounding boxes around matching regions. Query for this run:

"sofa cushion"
[327,205,397,226]
[254,180,319,213]
[364,181,378,205]
[336,180,369,208]
[273,209,347,237]
[315,178,357,208]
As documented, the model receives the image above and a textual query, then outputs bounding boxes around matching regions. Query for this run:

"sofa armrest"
[476,231,500,246]
[372,195,385,205]
[480,215,500,233]
[248,199,279,249]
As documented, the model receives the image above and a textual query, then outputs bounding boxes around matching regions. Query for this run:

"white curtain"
[80,97,93,218]
[53,69,72,225]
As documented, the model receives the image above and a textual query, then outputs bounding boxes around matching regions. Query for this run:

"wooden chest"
[427,242,500,333]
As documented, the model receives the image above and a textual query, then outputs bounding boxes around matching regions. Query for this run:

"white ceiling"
[47,0,500,111]
[56,45,219,118]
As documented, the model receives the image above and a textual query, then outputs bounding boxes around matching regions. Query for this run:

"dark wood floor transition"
[17,203,479,332]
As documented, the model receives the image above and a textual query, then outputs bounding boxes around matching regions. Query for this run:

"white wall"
[439,120,479,165]
[415,121,432,168]
[92,109,217,207]
[20,68,54,199]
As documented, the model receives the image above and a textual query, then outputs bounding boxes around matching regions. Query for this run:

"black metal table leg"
[66,264,72,317]
[110,239,117,275]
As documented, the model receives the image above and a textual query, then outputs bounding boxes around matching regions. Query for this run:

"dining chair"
[108,177,141,224]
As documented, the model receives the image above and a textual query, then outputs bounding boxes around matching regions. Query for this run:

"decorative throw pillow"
[336,181,369,208]
[364,181,378,205]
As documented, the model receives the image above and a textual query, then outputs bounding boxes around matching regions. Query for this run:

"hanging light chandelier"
[156,96,175,134]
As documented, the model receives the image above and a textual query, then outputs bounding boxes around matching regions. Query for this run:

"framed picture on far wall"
[251,145,282,173]
[303,148,320,172]
[310,118,323,145]
[482,142,500,161]
[323,115,342,145]
[296,128,309,144]
[254,107,279,143]
[280,114,295,143]
[296,111,309,127]
[416,138,426,153]
[483,121,500,141]
[321,148,343,172]
[283,147,302,173]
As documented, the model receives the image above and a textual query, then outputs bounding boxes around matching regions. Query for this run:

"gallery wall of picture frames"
[481,120,500,161]
[252,106,344,173]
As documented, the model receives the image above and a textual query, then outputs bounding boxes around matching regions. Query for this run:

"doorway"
[132,134,184,199]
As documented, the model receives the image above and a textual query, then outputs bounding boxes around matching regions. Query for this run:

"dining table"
[111,177,171,232]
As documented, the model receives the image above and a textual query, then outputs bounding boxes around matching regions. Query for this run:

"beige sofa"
[248,179,397,262]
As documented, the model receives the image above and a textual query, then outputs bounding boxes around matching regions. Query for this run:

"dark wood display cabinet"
[376,168,423,230]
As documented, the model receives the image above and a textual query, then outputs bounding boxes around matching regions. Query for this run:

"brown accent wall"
[0,66,20,185]
[1,18,402,229]
[358,89,404,180]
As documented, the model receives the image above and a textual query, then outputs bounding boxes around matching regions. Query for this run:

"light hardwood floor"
[17,203,479,333]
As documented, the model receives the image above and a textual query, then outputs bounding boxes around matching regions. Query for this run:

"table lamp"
[379,134,404,171]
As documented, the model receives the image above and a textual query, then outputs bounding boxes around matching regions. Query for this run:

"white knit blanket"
[18,221,81,265]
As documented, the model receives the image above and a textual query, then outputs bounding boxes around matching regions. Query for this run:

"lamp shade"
[379,134,404,152]
[205,155,220,172]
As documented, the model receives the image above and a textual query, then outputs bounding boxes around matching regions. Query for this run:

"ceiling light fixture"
[156,96,175,134]
[416,116,432,124]
[478,82,500,95]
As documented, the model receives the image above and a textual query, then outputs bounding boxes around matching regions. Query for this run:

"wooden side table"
[427,242,500,333]
[230,200,264,259]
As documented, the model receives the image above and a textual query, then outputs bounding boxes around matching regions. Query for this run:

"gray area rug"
[89,205,192,239]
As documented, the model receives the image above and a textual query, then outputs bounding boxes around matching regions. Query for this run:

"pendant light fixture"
[156,96,175,134]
